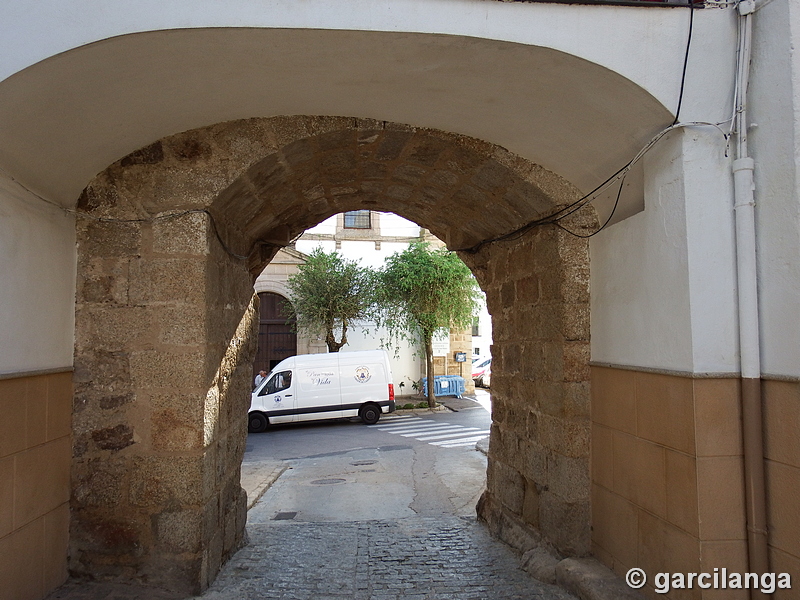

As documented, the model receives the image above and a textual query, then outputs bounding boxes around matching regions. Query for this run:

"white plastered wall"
[0,175,76,374]
[590,125,740,375]
[749,0,800,379]
[589,8,741,375]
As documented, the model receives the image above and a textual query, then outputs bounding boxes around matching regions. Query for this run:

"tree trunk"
[425,334,436,408]
[324,322,348,353]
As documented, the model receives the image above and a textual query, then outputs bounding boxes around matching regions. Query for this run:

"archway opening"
[71,117,594,594]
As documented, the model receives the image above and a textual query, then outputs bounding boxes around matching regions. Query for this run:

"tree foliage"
[378,242,480,406]
[286,248,377,352]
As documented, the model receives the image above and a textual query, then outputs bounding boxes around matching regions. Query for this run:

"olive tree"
[286,248,377,352]
[378,241,480,407]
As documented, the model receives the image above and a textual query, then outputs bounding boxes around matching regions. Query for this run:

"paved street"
[47,392,576,600]
[198,517,575,600]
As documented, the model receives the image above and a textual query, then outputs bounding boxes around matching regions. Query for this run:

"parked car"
[472,357,491,387]
[248,349,396,432]
[481,365,491,388]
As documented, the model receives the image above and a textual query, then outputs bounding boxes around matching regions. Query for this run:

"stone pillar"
[467,222,592,557]
[72,211,257,594]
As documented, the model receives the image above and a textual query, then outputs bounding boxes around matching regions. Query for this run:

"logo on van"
[354,366,371,383]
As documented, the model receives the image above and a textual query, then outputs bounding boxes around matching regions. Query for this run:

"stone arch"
[253,279,291,298]
[73,116,596,594]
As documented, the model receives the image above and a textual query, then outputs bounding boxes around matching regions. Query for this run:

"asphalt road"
[244,392,492,523]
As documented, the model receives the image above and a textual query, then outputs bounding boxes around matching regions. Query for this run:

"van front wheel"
[359,404,381,425]
[248,412,269,433]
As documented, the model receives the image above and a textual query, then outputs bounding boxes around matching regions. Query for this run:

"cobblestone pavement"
[48,516,576,600]
[198,516,575,600]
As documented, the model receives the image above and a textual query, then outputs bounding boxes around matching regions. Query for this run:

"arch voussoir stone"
[73,115,595,593]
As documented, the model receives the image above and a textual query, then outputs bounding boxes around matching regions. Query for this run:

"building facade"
[0,2,798,599]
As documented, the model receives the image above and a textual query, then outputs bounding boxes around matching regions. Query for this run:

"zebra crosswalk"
[371,414,489,448]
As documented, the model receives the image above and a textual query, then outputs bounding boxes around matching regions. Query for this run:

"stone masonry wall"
[71,115,591,593]
[464,217,592,557]
[73,208,258,594]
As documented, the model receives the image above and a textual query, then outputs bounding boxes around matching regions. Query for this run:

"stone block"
[537,413,590,459]
[637,510,701,581]
[515,274,540,304]
[547,453,590,504]
[130,350,206,390]
[519,441,548,485]
[556,557,646,600]
[77,306,152,353]
[374,131,412,161]
[691,378,742,459]
[90,424,135,451]
[0,456,13,537]
[561,302,590,342]
[521,546,560,584]
[156,510,202,553]
[130,456,205,507]
[319,149,357,185]
[70,510,148,557]
[488,461,525,515]
[635,371,696,455]
[72,458,126,509]
[563,341,590,383]
[472,160,515,194]
[79,221,141,258]
[591,366,637,435]
[522,478,541,527]
[77,259,131,305]
[560,266,590,304]
[592,483,639,570]
[539,492,591,556]
[152,408,204,452]
[612,432,667,519]
[157,305,207,347]
[152,211,210,255]
[128,257,207,305]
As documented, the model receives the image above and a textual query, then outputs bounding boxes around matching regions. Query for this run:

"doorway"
[254,292,297,377]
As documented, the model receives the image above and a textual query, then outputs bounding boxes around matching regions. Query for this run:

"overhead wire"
[457,0,712,251]
[5,0,714,256]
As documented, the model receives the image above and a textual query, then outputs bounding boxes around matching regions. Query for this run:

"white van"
[248,349,396,432]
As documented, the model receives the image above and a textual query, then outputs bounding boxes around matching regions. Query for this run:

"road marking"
[430,434,490,446]
[378,423,458,434]
[374,418,424,428]
[438,439,488,447]
[416,429,487,441]
[373,418,489,448]
[399,426,473,437]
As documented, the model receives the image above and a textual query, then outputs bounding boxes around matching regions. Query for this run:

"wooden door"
[253,293,297,380]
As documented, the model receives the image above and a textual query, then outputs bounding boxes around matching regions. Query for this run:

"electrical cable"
[555,173,627,239]
[672,0,696,126]
[455,119,731,253]
[2,2,709,255]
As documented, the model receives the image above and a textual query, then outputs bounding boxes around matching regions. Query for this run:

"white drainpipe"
[732,0,770,592]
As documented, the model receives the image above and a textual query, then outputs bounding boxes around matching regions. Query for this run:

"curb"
[556,558,646,600]
[241,463,288,510]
